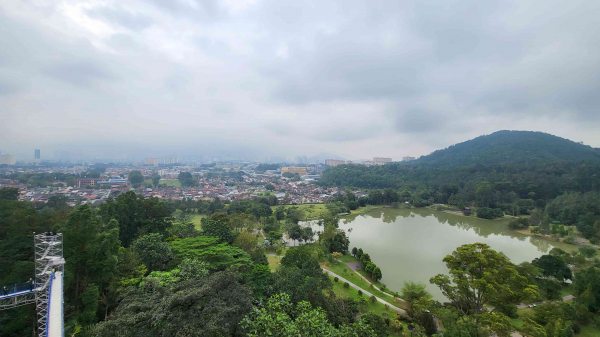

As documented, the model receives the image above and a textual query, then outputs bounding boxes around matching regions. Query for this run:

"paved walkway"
[266,254,406,314]
[342,260,406,303]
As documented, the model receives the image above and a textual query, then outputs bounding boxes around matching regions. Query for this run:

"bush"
[344,282,349,289]
[508,217,529,230]
[476,207,504,219]
[358,290,363,297]
[275,248,283,256]
[334,277,339,283]
[495,302,518,318]
[370,295,377,304]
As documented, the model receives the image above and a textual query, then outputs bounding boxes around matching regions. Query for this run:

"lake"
[305,207,576,301]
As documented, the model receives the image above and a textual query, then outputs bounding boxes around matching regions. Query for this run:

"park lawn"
[321,260,408,310]
[578,326,600,337]
[328,275,397,318]
[268,256,281,272]
[160,179,181,187]
[338,254,401,297]
[511,307,533,331]
[191,214,206,230]
[560,284,575,297]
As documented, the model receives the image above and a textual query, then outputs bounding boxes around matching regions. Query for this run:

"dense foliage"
[414,130,600,167]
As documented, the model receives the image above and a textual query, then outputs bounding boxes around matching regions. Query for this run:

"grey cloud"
[395,109,450,134]
[44,61,117,86]
[87,6,154,31]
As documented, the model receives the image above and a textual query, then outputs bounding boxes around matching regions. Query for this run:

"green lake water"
[327,207,577,301]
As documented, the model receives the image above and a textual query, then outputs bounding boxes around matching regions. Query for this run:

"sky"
[1,0,599,162]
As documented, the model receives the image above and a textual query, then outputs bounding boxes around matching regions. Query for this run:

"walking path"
[343,261,406,302]
[266,254,406,314]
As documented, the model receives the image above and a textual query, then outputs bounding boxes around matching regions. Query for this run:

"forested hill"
[413,130,600,167]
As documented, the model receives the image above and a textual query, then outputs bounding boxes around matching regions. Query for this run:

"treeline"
[0,189,384,336]
[320,162,600,242]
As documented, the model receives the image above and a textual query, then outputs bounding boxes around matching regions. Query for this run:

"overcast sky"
[1,0,599,162]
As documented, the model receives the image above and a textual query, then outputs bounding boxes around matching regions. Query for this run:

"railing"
[0,282,36,298]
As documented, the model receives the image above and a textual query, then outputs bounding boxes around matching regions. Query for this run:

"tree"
[265,183,275,191]
[430,243,538,320]
[92,271,253,337]
[177,171,198,187]
[352,247,358,257]
[131,233,172,272]
[99,191,172,247]
[288,223,303,246]
[532,254,573,282]
[325,230,350,254]
[169,236,253,271]
[364,261,375,276]
[0,187,18,200]
[281,245,313,269]
[372,267,382,282]
[401,281,432,303]
[240,293,374,336]
[573,266,600,315]
[233,230,258,253]
[357,248,363,259]
[360,253,370,264]
[578,246,597,258]
[128,170,144,186]
[201,219,236,244]
[275,206,286,221]
[151,174,161,188]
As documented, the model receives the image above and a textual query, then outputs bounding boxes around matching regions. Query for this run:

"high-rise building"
[145,158,158,166]
[373,157,392,165]
[163,157,178,165]
[402,156,416,162]
[0,154,16,165]
[35,149,40,159]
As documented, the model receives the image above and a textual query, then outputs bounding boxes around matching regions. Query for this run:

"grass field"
[190,214,205,230]
[337,254,400,297]
[320,259,408,310]
[328,275,399,318]
[267,255,281,272]
[160,179,181,187]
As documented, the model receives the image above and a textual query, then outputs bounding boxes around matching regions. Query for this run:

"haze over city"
[1,0,599,162]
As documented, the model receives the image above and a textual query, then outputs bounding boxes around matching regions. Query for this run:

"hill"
[413,130,600,167]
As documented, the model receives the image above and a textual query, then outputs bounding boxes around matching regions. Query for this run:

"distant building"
[163,157,178,165]
[35,149,40,159]
[281,167,308,176]
[325,159,346,167]
[145,158,158,166]
[402,156,416,162]
[0,154,15,165]
[373,157,392,165]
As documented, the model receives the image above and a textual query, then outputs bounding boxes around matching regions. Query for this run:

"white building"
[0,154,15,165]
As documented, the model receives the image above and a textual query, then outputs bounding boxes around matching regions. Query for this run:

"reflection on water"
[326,207,576,301]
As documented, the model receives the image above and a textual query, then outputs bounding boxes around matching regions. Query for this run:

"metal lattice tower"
[34,233,65,337]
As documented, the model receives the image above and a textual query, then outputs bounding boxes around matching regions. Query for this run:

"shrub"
[358,290,363,297]
[370,295,377,304]
[476,207,504,219]
[334,277,339,283]
[275,248,283,256]
[332,252,343,259]
[344,282,349,289]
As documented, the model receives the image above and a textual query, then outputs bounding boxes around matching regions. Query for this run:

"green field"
[338,254,400,297]
[267,255,281,272]
[321,259,408,310]
[160,179,181,187]
[191,214,205,230]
